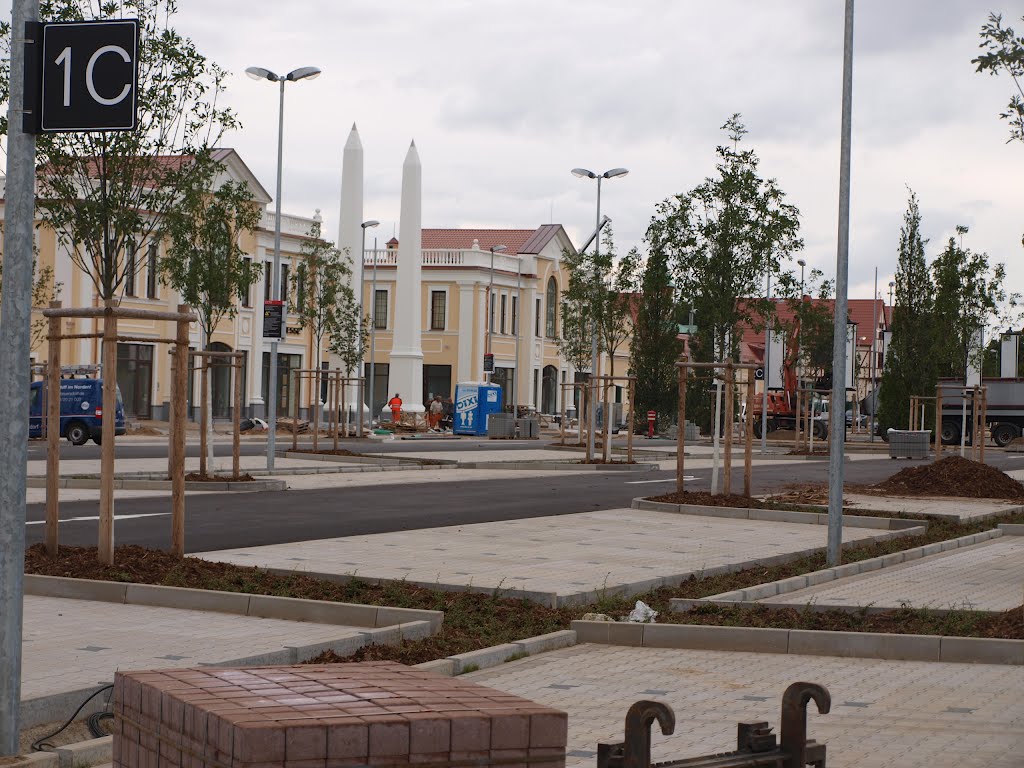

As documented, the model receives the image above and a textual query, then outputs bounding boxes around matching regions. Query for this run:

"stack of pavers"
[114,661,568,767]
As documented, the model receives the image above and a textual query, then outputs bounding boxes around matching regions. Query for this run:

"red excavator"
[750,321,829,440]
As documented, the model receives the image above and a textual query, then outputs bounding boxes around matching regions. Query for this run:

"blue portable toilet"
[454,382,503,436]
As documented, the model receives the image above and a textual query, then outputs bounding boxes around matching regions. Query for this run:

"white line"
[26,512,169,526]
[625,477,697,484]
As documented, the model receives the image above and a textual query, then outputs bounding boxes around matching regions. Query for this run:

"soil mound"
[873,456,1024,500]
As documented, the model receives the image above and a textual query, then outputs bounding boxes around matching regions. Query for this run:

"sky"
[7,0,1024,304]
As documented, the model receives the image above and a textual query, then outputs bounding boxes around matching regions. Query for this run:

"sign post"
[0,13,139,755]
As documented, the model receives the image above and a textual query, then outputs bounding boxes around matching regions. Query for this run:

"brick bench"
[114,661,567,767]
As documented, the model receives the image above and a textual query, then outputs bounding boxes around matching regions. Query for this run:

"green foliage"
[775,268,836,383]
[290,221,366,374]
[646,115,803,366]
[0,224,63,347]
[931,227,1015,379]
[558,226,638,377]
[628,248,682,423]
[0,0,239,300]
[160,179,262,342]
[878,190,935,432]
[973,12,1024,144]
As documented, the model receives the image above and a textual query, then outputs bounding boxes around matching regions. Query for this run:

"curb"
[631,497,926,531]
[669,528,1003,606]
[26,477,287,492]
[570,620,1024,665]
[24,575,443,631]
[457,461,658,472]
[413,630,578,676]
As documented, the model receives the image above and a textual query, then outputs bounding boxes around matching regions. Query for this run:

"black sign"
[32,19,139,133]
[483,353,494,373]
[263,300,284,339]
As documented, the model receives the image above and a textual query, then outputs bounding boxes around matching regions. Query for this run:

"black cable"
[87,711,114,738]
[31,684,114,752]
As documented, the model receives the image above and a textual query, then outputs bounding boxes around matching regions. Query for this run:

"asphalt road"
[24,452,994,554]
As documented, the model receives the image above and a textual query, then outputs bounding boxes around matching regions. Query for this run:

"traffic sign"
[755,367,765,380]
[263,300,284,339]
[32,19,139,133]
[483,353,494,373]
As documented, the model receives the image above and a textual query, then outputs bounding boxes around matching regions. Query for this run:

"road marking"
[625,477,697,484]
[26,512,169,526]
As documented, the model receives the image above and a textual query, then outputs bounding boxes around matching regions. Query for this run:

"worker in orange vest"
[388,393,403,424]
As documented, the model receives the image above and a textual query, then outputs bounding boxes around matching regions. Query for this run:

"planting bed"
[648,490,767,507]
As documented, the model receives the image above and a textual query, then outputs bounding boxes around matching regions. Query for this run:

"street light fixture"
[360,220,379,431]
[571,167,629,461]
[486,245,507,382]
[247,65,321,471]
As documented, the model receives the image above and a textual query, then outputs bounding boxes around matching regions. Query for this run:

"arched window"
[545,277,558,338]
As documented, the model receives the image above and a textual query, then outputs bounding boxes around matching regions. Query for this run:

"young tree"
[646,115,803,366]
[0,0,239,301]
[160,180,262,344]
[558,227,638,378]
[775,269,836,385]
[629,248,683,424]
[878,190,935,432]
[931,226,1015,379]
[973,12,1024,144]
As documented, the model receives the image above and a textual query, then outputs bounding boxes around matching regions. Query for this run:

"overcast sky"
[9,1,1024,303]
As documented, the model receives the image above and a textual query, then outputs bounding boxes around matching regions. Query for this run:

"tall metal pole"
[369,236,378,423]
[266,78,286,470]
[760,271,771,454]
[869,267,878,441]
[514,257,522,415]
[827,0,855,567]
[357,225,367,436]
[587,176,602,461]
[487,247,494,379]
[0,0,39,753]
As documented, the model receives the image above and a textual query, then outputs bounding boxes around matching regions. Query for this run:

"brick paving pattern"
[198,510,888,601]
[844,493,1020,521]
[467,644,1024,768]
[22,596,370,702]
[764,536,1024,611]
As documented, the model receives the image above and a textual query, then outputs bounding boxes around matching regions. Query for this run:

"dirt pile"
[872,456,1024,500]
[648,490,766,508]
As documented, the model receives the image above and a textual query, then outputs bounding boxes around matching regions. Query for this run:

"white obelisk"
[337,124,364,419]
[389,141,424,414]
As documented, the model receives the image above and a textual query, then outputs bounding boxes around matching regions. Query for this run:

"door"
[542,365,558,414]
[116,343,153,419]
[209,342,233,419]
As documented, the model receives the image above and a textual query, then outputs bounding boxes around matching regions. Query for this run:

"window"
[241,257,252,307]
[374,289,388,329]
[146,243,158,299]
[545,277,558,337]
[511,296,518,336]
[430,290,446,331]
[264,262,272,301]
[281,265,290,307]
[124,240,137,297]
[500,295,507,335]
[295,263,306,309]
[489,293,496,333]
[535,298,541,337]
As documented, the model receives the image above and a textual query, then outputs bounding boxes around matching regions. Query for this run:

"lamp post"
[486,244,506,382]
[797,258,806,443]
[571,167,629,461]
[761,270,771,455]
[514,256,522,416]
[358,220,379,432]
[888,280,895,309]
[246,64,321,471]
[369,235,380,423]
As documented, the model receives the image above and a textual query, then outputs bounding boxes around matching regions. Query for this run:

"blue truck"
[29,378,126,445]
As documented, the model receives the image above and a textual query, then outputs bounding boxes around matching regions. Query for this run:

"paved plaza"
[467,644,1024,768]
[22,595,371,703]
[198,509,894,604]
[764,535,1024,612]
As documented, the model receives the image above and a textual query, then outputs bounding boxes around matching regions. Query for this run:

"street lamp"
[796,258,807,432]
[888,280,895,309]
[368,233,381,422]
[247,64,321,471]
[360,220,379,432]
[571,167,628,461]
[486,245,507,382]
[797,259,806,296]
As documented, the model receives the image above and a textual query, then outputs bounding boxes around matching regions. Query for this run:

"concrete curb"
[998,523,1024,535]
[413,630,578,676]
[281,450,450,469]
[668,528,1003,606]
[457,461,658,472]
[631,497,926,531]
[54,735,112,767]
[570,620,1024,664]
[26,477,288,492]
[0,751,61,766]
[24,575,444,631]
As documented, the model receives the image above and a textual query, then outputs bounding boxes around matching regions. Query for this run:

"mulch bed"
[287,448,362,457]
[184,473,254,482]
[647,491,767,508]
[577,459,637,465]
[868,456,1024,500]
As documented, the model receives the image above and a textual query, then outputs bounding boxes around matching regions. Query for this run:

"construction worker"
[388,393,403,424]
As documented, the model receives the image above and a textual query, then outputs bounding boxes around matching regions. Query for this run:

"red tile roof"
[419,229,538,255]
